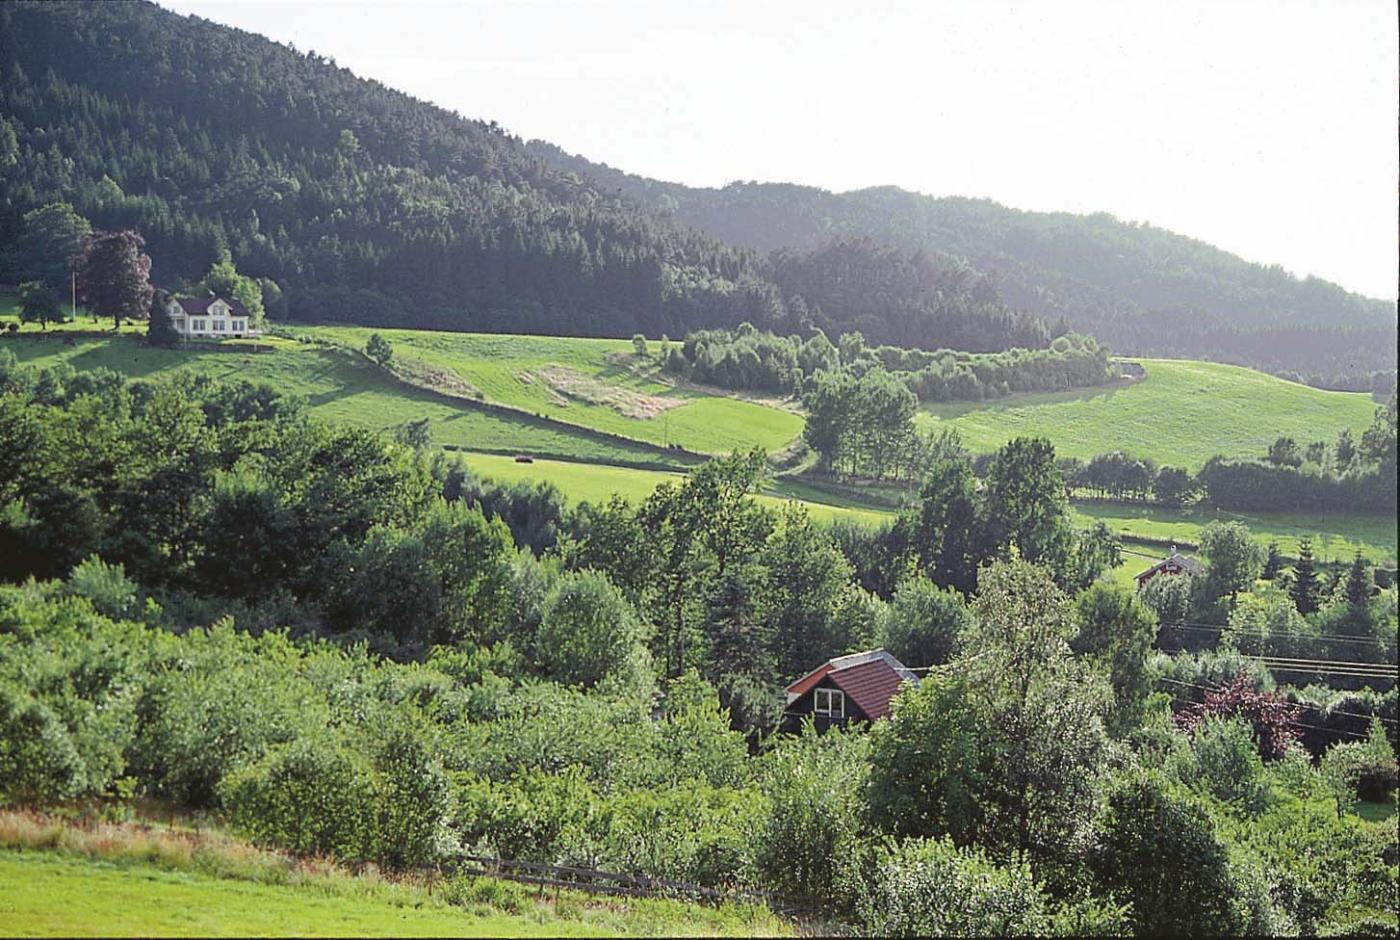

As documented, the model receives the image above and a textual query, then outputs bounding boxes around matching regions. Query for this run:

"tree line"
[665,322,1114,403]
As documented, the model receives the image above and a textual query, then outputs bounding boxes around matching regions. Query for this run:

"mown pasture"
[2,336,686,469]
[1071,501,1398,566]
[287,325,805,456]
[918,358,1379,469]
[463,452,892,525]
[0,850,783,938]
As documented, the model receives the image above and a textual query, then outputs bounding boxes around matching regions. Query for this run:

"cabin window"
[813,688,845,718]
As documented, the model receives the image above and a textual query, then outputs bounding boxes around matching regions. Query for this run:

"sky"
[161,0,1398,300]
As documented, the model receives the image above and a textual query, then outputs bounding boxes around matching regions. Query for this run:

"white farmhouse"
[163,295,259,339]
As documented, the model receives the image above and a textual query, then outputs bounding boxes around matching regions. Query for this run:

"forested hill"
[530,142,1398,380]
[0,0,1044,352]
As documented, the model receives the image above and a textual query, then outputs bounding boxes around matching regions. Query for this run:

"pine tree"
[1260,541,1283,581]
[1290,537,1319,616]
[1343,551,1372,608]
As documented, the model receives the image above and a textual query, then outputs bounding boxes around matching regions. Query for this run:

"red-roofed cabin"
[783,649,920,732]
[1134,546,1205,589]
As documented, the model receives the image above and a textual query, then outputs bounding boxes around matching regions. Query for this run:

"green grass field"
[2,336,686,469]
[0,851,784,938]
[919,359,1379,469]
[465,453,891,525]
[7,333,1391,559]
[0,853,567,938]
[1071,502,1398,566]
[290,326,803,456]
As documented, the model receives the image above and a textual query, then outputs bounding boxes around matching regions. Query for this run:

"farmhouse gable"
[783,648,919,732]
[1135,546,1205,588]
[163,294,258,340]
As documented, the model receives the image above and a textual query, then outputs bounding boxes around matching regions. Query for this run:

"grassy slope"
[3,336,683,468]
[1071,503,1398,566]
[1,853,572,938]
[465,453,891,525]
[290,326,804,455]
[0,852,783,938]
[919,359,1379,469]
[8,333,1390,554]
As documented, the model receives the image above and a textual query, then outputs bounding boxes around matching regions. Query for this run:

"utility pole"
[71,269,76,320]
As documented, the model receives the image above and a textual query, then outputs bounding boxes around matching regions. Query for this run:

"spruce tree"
[1344,551,1372,608]
[1290,537,1319,615]
[1261,541,1283,580]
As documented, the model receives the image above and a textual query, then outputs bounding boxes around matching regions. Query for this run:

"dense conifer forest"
[3,0,1393,382]
[532,143,1398,380]
[0,0,1041,352]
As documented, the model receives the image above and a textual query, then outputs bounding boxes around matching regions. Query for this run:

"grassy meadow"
[464,452,892,525]
[5,329,1392,566]
[289,325,804,456]
[2,336,686,469]
[0,811,787,938]
[918,358,1379,469]
[1070,501,1398,566]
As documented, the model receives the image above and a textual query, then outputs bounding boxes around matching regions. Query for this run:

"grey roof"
[172,295,248,316]
[1135,550,1204,581]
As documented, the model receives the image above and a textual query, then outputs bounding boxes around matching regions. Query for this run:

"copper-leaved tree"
[76,230,153,330]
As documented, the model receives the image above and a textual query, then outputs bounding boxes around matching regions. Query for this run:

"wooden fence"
[443,853,822,915]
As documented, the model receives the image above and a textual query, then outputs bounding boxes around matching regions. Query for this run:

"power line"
[1158,621,1391,644]
[1248,654,1397,670]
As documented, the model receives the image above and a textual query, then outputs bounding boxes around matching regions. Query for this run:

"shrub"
[221,736,375,860]
[0,685,85,805]
[63,556,140,620]
[1321,720,1399,810]
[535,570,649,690]
[456,767,606,864]
[1090,770,1251,936]
[875,576,972,668]
[752,729,870,906]
[372,725,455,868]
[364,333,393,366]
[442,874,531,915]
[1177,671,1301,760]
[1183,715,1270,811]
[597,783,761,885]
[856,837,1057,937]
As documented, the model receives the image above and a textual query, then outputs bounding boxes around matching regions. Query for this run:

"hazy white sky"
[161,0,1397,299]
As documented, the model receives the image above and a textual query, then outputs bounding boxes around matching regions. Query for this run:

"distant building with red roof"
[1134,546,1205,589]
[783,648,919,732]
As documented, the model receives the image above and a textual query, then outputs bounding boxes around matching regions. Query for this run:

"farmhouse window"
[213,320,225,331]
[814,688,845,718]
[193,319,205,331]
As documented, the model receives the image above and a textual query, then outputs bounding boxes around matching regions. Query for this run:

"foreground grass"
[2,853,583,938]
[919,358,1378,469]
[0,812,788,938]
[290,325,804,455]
